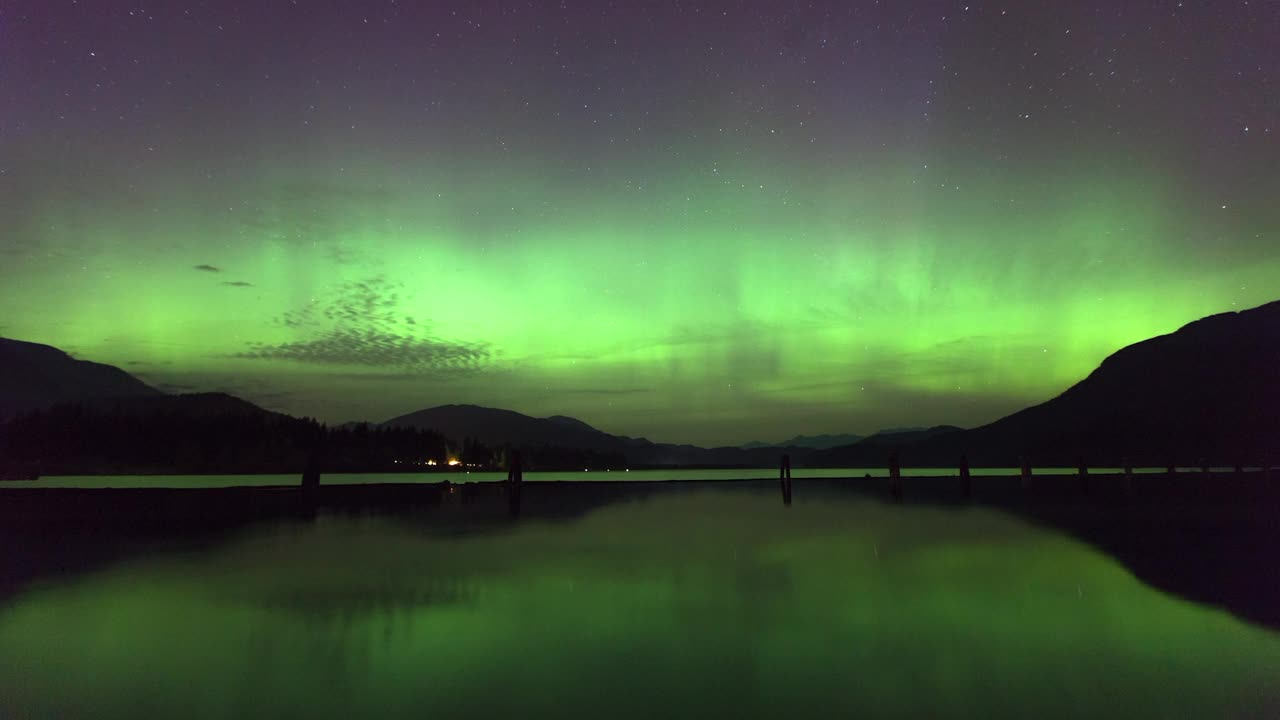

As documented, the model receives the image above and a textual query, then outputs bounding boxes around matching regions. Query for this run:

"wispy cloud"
[237,329,489,371]
[194,264,222,272]
[275,276,404,329]
[239,275,491,373]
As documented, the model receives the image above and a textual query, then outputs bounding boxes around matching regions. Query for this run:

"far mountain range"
[2,299,1278,468]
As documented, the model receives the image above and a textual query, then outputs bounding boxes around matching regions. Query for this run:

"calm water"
[5,466,1190,488]
[1,491,1277,718]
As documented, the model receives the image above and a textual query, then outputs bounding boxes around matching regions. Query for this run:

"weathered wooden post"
[779,454,793,506]
[889,451,903,501]
[301,452,321,491]
[1077,456,1089,494]
[507,450,523,517]
[1201,459,1211,480]
[1166,464,1177,477]
[1019,455,1032,490]
[1234,462,1244,477]
[959,453,972,500]
[1122,458,1134,495]
[507,451,524,484]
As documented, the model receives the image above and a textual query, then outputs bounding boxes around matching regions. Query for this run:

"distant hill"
[809,426,965,466]
[852,426,963,448]
[742,434,865,450]
[812,300,1280,467]
[871,427,929,436]
[944,299,1280,466]
[0,338,161,417]
[383,404,633,451]
[12,297,1276,472]
[83,391,287,418]
[0,389,462,475]
[382,404,813,467]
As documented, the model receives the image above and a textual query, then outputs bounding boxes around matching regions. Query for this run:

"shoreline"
[1,471,1273,518]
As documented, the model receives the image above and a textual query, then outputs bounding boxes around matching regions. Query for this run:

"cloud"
[236,329,490,372]
[274,276,405,329]
[239,275,492,374]
[194,264,222,272]
[222,281,254,287]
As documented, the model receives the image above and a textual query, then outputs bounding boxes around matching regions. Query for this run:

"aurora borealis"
[1,1,1276,444]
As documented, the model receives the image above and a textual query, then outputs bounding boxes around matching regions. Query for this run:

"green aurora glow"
[2,2,1276,444]
[4,153,1275,443]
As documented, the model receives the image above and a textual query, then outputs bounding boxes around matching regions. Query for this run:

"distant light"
[447,458,461,466]
[427,459,438,466]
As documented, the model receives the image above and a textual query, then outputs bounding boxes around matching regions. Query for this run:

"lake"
[1,485,1277,718]
[1,466,1192,488]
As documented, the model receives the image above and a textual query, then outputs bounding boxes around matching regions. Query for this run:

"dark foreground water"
[2,491,1278,718]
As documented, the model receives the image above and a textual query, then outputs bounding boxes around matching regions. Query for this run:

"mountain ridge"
[5,299,1278,468]
[813,300,1280,466]
[0,337,163,418]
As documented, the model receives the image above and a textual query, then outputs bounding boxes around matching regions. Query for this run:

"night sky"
[1,1,1276,445]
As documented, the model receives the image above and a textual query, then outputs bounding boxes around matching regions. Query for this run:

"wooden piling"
[301,452,321,491]
[1122,458,1133,494]
[889,452,903,501]
[959,454,972,499]
[1077,456,1089,494]
[507,451,523,517]
[779,454,793,505]
[1019,456,1032,490]
[506,450,524,484]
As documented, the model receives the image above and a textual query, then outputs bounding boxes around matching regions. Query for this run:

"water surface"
[2,491,1277,718]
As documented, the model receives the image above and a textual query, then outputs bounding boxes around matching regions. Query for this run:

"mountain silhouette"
[86,391,285,419]
[0,337,162,417]
[381,404,820,467]
[382,404,636,451]
[742,433,865,450]
[871,426,930,436]
[852,426,963,447]
[814,300,1280,467]
[808,426,965,466]
[6,298,1277,471]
